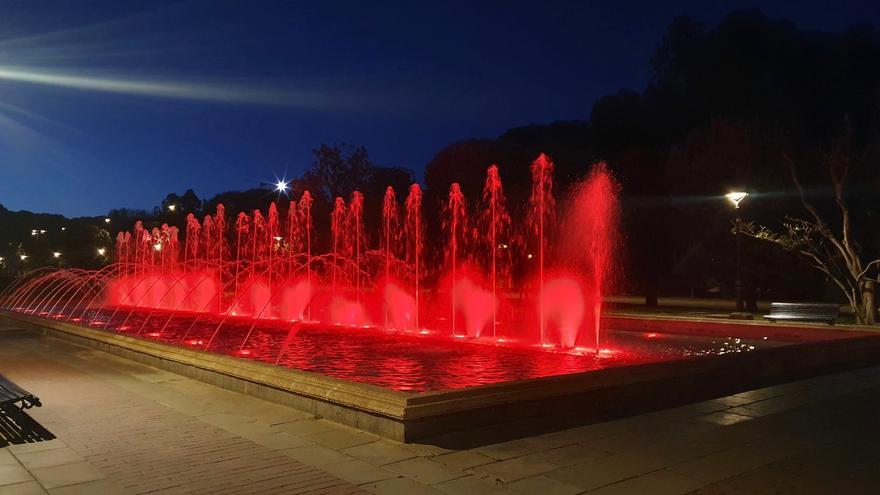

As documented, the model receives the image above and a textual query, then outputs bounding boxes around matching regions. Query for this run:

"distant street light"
[104,217,111,224]
[53,252,62,258]
[20,254,28,261]
[61,227,66,231]
[726,191,750,317]
[153,243,162,251]
[725,191,748,209]
[167,204,177,212]
[275,179,289,194]
[97,248,106,256]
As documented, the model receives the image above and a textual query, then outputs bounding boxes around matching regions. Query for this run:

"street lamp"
[167,204,177,212]
[104,217,111,224]
[53,251,62,258]
[275,179,289,194]
[725,191,749,317]
[97,248,106,256]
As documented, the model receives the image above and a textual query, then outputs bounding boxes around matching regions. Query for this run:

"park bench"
[764,302,839,325]
[0,373,41,411]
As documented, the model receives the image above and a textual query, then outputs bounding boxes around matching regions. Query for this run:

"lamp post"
[725,192,749,317]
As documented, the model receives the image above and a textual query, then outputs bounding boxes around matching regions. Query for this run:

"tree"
[743,135,880,323]
[303,143,374,202]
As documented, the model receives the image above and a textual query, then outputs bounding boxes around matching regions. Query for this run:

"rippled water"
[56,309,782,392]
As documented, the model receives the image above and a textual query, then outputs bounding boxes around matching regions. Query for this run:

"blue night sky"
[1,0,876,217]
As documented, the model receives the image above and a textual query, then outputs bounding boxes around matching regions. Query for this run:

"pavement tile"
[273,418,342,436]
[434,473,503,495]
[29,461,106,490]
[247,431,314,450]
[476,451,561,482]
[48,479,126,495]
[385,457,468,484]
[0,481,46,495]
[505,474,583,495]
[14,447,85,470]
[697,411,754,426]
[307,427,379,449]
[588,469,702,495]
[7,441,67,455]
[670,435,806,484]
[0,463,34,487]
[0,451,16,466]
[435,450,496,470]
[362,476,445,494]
[319,459,399,485]
[280,444,354,467]
[343,440,419,466]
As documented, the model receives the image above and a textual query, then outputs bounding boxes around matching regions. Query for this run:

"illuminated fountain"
[0,154,626,375]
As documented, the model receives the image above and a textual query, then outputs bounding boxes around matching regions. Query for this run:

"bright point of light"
[0,257,4,262]
[527,253,533,259]
[167,204,176,212]
[19,254,28,260]
[153,243,162,251]
[96,248,106,256]
[104,217,111,224]
[275,180,289,193]
[273,236,283,241]
[725,191,748,208]
[31,230,37,236]
[53,251,62,258]
[39,229,46,234]
[61,227,66,231]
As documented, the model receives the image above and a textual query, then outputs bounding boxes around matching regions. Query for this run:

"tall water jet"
[286,199,300,277]
[298,191,313,320]
[445,183,467,337]
[267,202,279,286]
[382,187,398,328]
[481,165,511,339]
[527,154,556,346]
[563,162,620,351]
[214,204,226,275]
[331,197,347,292]
[349,191,365,304]
[251,210,266,279]
[404,183,423,330]
[234,212,249,297]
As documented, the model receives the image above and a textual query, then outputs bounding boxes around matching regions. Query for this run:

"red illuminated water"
[36,307,779,392]
[1,153,628,366]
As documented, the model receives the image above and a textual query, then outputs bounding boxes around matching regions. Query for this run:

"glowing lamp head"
[725,191,748,209]
[153,243,162,251]
[20,254,28,261]
[96,248,106,256]
[31,230,38,236]
[167,204,176,212]
[104,217,111,224]
[275,180,289,194]
[53,251,62,258]
[61,227,66,231]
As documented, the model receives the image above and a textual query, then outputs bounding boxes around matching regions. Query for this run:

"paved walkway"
[2,327,880,494]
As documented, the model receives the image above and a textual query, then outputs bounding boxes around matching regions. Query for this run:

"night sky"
[1,0,876,217]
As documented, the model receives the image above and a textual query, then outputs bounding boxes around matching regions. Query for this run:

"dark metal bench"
[764,302,839,325]
[0,374,41,411]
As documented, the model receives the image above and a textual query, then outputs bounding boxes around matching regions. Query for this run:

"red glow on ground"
[146,332,161,337]
[646,332,659,338]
